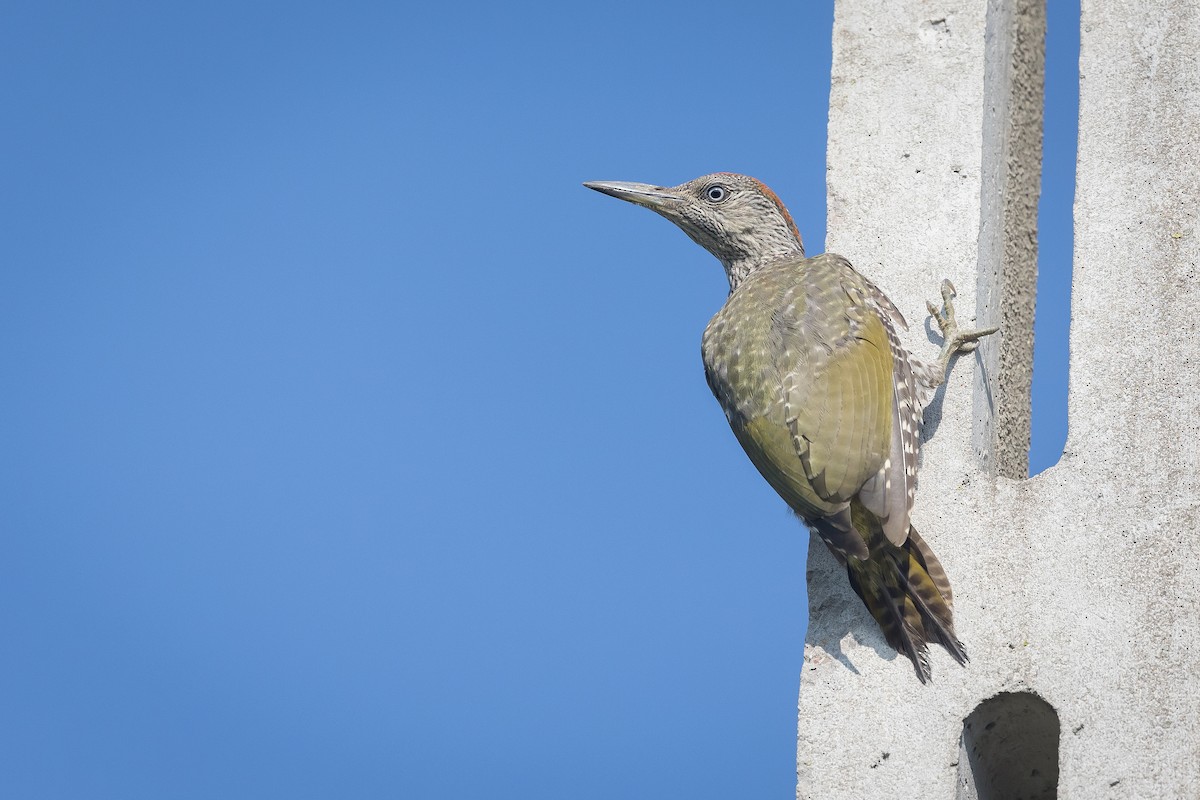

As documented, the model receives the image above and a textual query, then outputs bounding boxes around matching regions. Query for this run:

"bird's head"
[584,172,805,290]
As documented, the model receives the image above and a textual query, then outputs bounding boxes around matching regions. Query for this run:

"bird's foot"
[926,279,999,376]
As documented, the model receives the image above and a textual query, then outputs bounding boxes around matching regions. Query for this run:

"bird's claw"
[927,278,999,369]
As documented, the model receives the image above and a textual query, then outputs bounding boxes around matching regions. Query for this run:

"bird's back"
[701,253,897,539]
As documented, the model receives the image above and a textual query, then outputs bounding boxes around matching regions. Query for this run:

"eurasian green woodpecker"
[584,172,997,682]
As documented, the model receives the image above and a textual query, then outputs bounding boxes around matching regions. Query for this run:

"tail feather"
[907,526,954,608]
[843,506,966,682]
[889,547,968,666]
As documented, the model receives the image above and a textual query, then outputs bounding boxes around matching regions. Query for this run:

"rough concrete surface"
[798,0,1200,797]
[974,0,1042,480]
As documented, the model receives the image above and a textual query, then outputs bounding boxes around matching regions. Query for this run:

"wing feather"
[701,255,908,558]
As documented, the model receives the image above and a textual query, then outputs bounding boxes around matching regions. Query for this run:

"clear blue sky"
[1,2,1076,798]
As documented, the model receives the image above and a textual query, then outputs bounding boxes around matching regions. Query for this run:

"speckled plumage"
[584,173,995,682]
[702,253,916,551]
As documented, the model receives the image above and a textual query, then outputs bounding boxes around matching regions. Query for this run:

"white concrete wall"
[798,1,1200,797]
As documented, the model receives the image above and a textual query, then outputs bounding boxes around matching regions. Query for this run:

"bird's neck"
[722,241,805,292]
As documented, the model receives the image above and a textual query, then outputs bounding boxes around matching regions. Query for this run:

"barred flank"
[844,502,967,683]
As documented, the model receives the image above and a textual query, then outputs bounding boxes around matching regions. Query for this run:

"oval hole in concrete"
[956,691,1059,800]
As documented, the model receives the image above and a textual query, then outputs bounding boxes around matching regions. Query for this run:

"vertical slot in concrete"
[1027,0,1079,476]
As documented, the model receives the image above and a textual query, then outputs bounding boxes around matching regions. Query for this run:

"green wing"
[702,256,896,558]
[782,305,893,505]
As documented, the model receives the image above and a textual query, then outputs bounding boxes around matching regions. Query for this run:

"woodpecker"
[584,172,996,682]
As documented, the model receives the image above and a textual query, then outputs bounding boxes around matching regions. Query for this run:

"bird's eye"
[705,185,728,203]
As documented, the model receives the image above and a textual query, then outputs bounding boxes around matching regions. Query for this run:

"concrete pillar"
[798,0,1200,797]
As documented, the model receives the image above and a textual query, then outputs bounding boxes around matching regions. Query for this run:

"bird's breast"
[702,266,814,423]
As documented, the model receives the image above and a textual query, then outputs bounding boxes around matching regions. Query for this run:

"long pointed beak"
[583,180,682,211]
